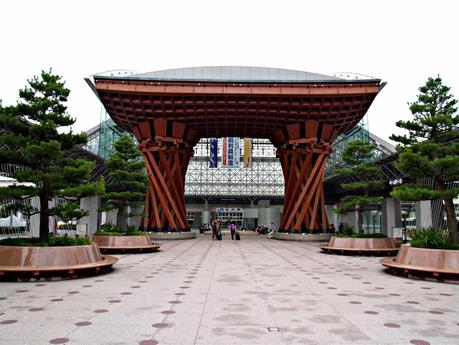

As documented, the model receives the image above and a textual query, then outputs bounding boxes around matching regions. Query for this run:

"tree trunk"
[116,205,128,232]
[357,207,363,233]
[39,186,49,242]
[444,197,459,243]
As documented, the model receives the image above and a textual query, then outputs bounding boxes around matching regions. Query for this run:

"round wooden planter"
[149,231,196,240]
[320,236,399,255]
[380,245,459,280]
[91,234,160,253]
[0,243,118,281]
[271,232,332,242]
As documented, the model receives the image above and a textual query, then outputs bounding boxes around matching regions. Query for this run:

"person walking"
[211,218,219,240]
[230,222,237,240]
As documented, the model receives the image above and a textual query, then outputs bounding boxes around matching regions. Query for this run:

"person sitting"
[329,223,336,233]
[268,222,277,238]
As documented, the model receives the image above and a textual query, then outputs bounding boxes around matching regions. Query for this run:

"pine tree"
[335,140,384,233]
[102,135,147,231]
[390,76,459,243]
[0,70,104,242]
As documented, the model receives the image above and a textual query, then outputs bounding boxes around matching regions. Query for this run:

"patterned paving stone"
[1,236,457,345]
[0,319,18,325]
[28,307,44,311]
[139,340,159,345]
[93,309,108,313]
[49,338,69,344]
[75,321,92,326]
[410,340,430,345]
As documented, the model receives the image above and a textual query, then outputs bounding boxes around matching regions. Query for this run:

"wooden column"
[275,120,336,233]
[132,118,198,232]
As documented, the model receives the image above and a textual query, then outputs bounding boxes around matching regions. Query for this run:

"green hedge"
[410,228,459,250]
[0,236,91,247]
[337,233,387,238]
[93,231,146,236]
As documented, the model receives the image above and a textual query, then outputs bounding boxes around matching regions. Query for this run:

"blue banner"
[209,138,218,168]
[228,137,234,167]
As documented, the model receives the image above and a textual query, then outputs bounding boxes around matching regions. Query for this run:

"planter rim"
[320,246,398,252]
[91,234,160,252]
[0,244,118,273]
[0,244,93,249]
[380,256,459,275]
[320,236,399,255]
[400,244,459,252]
[380,245,459,276]
[0,255,118,272]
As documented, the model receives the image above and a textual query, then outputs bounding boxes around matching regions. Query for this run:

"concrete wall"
[338,210,358,230]
[185,201,282,229]
[79,196,101,235]
[381,198,402,237]
[326,204,338,227]
[257,200,281,229]
[416,200,433,229]
[127,205,144,229]
[243,207,258,218]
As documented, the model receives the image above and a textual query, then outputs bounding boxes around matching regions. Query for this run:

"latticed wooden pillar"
[131,118,198,232]
[277,144,331,232]
[273,120,337,233]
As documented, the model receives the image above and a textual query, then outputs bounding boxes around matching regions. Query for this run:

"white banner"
[221,137,240,168]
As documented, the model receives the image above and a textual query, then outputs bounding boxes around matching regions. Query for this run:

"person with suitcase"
[235,231,241,240]
[229,222,237,240]
[211,218,219,240]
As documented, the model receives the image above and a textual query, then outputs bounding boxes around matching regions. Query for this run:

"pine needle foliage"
[0,70,104,242]
[390,76,459,243]
[102,135,148,231]
[335,140,384,233]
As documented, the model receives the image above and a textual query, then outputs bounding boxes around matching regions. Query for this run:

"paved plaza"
[0,234,458,345]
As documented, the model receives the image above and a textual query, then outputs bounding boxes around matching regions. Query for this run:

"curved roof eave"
[94,66,381,84]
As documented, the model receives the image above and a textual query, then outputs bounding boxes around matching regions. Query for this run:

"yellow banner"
[243,138,252,168]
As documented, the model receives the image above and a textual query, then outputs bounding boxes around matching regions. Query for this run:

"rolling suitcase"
[235,232,240,240]
[217,231,222,240]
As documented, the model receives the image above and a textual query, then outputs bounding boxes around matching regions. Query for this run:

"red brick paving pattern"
[410,340,430,345]
[75,321,91,326]
[49,338,69,344]
[139,340,159,345]
[0,319,17,324]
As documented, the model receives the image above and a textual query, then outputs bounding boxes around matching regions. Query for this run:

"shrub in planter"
[337,225,387,238]
[351,233,387,238]
[0,236,91,247]
[95,223,145,236]
[410,227,459,250]
[338,225,355,237]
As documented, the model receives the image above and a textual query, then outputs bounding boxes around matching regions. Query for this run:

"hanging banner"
[209,138,218,168]
[233,137,241,167]
[221,137,240,168]
[228,137,234,167]
[243,138,252,168]
[222,137,228,167]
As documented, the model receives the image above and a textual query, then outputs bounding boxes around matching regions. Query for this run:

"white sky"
[1,0,458,143]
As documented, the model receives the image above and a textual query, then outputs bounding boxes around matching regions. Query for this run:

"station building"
[85,67,398,233]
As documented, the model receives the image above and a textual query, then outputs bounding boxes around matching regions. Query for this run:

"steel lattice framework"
[185,138,283,202]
